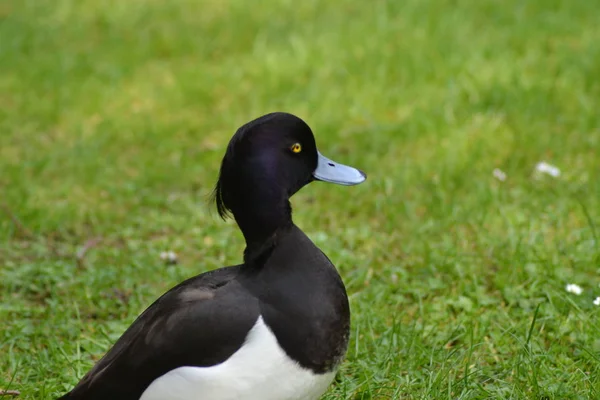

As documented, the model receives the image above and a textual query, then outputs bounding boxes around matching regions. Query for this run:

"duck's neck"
[233,195,293,265]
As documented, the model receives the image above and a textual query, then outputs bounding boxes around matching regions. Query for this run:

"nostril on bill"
[328,163,335,167]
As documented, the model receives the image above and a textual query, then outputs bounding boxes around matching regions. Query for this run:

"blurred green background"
[1,0,599,398]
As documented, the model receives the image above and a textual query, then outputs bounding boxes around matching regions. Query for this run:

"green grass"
[2,0,600,398]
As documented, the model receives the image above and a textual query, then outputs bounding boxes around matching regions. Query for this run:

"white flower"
[565,283,583,295]
[594,297,600,306]
[493,168,507,181]
[535,161,561,177]
[160,250,178,264]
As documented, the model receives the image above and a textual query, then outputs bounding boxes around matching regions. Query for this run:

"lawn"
[1,0,600,398]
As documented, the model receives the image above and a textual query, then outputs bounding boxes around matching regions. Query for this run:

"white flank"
[140,316,336,400]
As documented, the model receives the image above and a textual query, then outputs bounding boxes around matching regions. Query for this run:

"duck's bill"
[313,151,367,186]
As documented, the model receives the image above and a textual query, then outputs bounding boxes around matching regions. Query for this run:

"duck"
[58,112,366,400]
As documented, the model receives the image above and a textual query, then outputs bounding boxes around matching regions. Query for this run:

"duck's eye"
[290,143,302,153]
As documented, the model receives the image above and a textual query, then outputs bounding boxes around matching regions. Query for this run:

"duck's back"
[59,266,259,400]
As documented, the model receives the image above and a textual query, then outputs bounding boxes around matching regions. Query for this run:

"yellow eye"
[290,143,302,153]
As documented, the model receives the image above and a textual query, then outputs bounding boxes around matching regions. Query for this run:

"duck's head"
[214,112,366,245]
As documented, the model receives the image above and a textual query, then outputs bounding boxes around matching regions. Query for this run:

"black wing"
[60,265,260,400]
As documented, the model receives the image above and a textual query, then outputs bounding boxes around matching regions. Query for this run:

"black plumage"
[59,112,365,400]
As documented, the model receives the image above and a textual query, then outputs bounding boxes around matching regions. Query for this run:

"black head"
[213,112,365,246]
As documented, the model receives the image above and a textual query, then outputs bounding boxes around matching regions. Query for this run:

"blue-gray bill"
[312,151,367,186]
